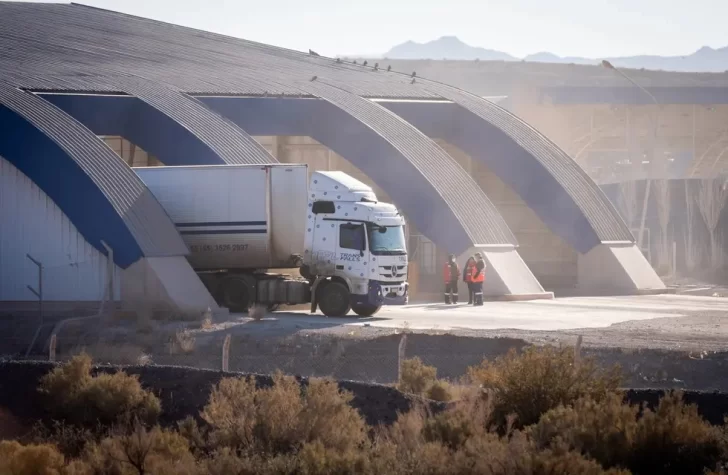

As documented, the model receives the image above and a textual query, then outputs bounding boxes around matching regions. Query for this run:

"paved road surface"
[268,294,728,332]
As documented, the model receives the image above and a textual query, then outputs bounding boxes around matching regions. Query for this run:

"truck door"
[336,222,368,280]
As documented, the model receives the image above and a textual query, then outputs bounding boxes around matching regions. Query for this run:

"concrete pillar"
[577,242,666,295]
[121,257,223,316]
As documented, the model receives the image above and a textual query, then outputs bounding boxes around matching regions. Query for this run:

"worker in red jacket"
[443,254,460,304]
[470,252,486,306]
[463,255,476,304]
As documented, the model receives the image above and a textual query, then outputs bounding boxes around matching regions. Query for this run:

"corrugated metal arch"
[111,76,276,165]
[0,83,187,268]
[202,72,517,254]
[413,81,634,253]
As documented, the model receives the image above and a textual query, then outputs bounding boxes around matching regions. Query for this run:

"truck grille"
[379,265,406,279]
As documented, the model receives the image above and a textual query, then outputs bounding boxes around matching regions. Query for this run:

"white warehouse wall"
[0,155,120,305]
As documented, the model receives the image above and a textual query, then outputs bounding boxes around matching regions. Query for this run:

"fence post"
[25,254,43,358]
[222,334,231,372]
[49,333,57,362]
[397,333,408,385]
[100,241,114,317]
[574,335,583,369]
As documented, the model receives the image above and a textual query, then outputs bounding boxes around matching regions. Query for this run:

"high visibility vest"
[443,262,459,282]
[471,260,485,283]
[464,262,475,282]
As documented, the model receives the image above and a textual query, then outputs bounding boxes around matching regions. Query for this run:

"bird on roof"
[363,61,369,67]
[411,71,417,78]
[309,49,320,56]
[310,75,318,81]
[336,58,341,63]
[353,60,357,64]
[374,63,379,71]
[387,65,391,72]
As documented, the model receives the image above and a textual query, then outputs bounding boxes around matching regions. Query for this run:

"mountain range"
[382,36,728,73]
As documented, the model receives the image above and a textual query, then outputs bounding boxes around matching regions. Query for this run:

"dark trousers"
[472,281,484,306]
[444,280,459,304]
[466,282,474,304]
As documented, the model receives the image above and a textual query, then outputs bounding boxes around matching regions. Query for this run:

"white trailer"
[134,164,409,317]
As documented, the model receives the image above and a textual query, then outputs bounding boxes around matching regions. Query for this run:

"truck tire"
[318,282,351,317]
[351,303,381,317]
[221,276,251,313]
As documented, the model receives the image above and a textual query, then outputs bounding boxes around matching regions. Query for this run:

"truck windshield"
[366,224,407,255]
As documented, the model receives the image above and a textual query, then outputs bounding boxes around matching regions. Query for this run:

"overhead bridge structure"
[0,2,664,312]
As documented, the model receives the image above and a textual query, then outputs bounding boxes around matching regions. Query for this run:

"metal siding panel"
[0,155,110,301]
[0,84,187,267]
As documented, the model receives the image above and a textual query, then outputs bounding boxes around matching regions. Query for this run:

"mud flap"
[309,276,326,314]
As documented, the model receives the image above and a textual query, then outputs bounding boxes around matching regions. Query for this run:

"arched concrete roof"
[0,82,187,268]
[0,1,632,255]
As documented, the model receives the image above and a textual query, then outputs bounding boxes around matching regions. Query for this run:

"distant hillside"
[381,37,728,73]
[385,36,516,61]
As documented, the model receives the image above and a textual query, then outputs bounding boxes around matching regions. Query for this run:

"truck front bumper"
[369,281,408,306]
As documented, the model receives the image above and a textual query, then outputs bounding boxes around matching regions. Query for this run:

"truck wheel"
[221,277,251,313]
[351,303,381,317]
[318,282,351,317]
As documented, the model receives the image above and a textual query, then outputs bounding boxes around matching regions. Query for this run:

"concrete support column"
[577,242,666,295]
[121,257,224,316]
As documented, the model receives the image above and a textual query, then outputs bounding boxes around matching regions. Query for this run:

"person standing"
[470,252,486,306]
[443,254,460,304]
[463,256,475,304]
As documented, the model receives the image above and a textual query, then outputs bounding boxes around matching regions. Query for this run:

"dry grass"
[39,353,161,428]
[67,343,151,366]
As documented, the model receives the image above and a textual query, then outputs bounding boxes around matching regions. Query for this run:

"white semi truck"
[134,164,409,317]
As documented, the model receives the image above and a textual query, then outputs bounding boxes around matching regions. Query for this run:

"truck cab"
[303,171,408,317]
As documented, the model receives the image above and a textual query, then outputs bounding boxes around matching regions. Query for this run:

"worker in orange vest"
[463,255,476,304]
[443,254,460,304]
[470,252,486,306]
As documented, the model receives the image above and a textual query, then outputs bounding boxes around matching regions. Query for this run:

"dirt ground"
[33,303,728,392]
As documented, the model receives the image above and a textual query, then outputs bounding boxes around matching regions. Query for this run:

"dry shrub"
[166,330,196,355]
[26,421,100,459]
[39,354,161,427]
[532,391,726,475]
[201,371,366,455]
[399,357,438,395]
[0,440,66,475]
[426,380,454,402]
[75,423,197,475]
[468,345,622,429]
[70,343,151,366]
[530,393,638,469]
[629,391,726,475]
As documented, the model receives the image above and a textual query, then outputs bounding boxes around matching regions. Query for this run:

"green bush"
[467,346,622,429]
[39,354,161,427]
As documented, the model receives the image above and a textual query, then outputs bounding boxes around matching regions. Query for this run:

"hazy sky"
[10,0,728,58]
